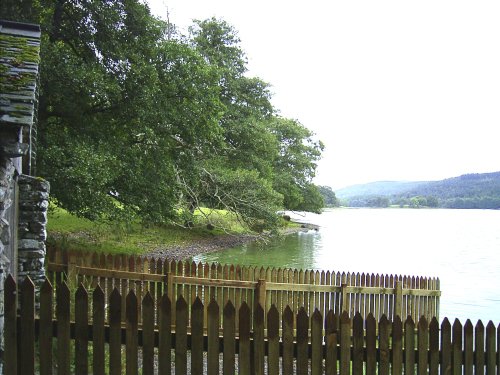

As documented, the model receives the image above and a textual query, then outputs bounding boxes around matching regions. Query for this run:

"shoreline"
[144,224,316,261]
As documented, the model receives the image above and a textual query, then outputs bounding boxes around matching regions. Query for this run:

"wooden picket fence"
[46,246,441,329]
[4,275,499,375]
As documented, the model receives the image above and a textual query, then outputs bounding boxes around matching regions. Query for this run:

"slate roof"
[0,20,41,128]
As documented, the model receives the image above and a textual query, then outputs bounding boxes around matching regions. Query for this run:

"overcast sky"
[148,0,500,189]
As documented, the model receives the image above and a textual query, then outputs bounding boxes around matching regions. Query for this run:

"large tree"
[3,2,326,229]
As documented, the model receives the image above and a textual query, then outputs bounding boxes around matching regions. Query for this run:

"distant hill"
[336,181,427,199]
[335,172,500,209]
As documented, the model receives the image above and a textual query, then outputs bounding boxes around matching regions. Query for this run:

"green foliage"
[10,2,325,231]
[318,186,340,207]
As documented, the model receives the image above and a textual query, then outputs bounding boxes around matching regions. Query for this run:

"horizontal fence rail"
[4,275,498,375]
[46,246,441,327]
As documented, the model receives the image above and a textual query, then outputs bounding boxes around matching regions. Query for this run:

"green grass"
[47,205,252,255]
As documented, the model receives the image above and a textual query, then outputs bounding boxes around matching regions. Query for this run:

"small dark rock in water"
[282,214,291,221]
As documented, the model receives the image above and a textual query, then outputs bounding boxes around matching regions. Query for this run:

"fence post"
[255,279,266,310]
[395,281,403,319]
[341,283,348,313]
[166,272,174,302]
[68,251,77,285]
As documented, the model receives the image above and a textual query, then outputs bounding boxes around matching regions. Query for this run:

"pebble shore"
[144,226,310,261]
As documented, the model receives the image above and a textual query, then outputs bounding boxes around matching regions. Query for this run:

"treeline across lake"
[336,172,500,209]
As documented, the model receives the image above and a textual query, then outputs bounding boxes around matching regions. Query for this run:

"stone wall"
[0,136,20,368]
[17,175,49,292]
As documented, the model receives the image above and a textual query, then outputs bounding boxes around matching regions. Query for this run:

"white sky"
[148,0,500,189]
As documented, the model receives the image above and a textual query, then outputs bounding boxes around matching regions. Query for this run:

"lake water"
[194,208,500,324]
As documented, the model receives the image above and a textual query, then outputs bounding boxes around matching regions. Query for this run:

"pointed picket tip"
[430,316,439,329]
[419,315,428,326]
[464,319,473,329]
[223,300,234,316]
[476,320,484,329]
[110,287,121,301]
[486,321,495,330]
[379,314,389,325]
[193,296,204,310]
[340,311,350,324]
[254,304,264,324]
[41,277,53,293]
[176,295,187,310]
[160,293,171,311]
[405,315,415,326]
[126,289,137,304]
[5,273,16,289]
[283,305,293,320]
[312,308,322,322]
[75,283,87,298]
[142,291,154,307]
[239,301,250,315]
[93,284,104,299]
[22,275,35,289]
[207,298,219,314]
[268,304,279,319]
[453,318,462,329]
[441,317,450,327]
[58,280,70,295]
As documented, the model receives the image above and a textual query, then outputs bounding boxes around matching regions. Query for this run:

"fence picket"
[75,284,89,375]
[223,301,236,375]
[441,318,452,375]
[239,302,251,375]
[366,313,376,375]
[486,321,496,375]
[208,299,220,375]
[379,315,390,375]
[475,321,485,375]
[353,312,363,375]
[175,296,188,375]
[158,294,172,375]
[57,281,71,375]
[254,304,265,375]
[93,286,105,375]
[464,320,474,375]
[311,309,323,375]
[392,315,403,375]
[297,308,309,375]
[340,311,351,375]
[452,319,463,375]
[126,290,138,375]
[109,288,122,375]
[191,297,204,375]
[39,279,53,375]
[4,275,17,375]
[267,305,280,375]
[429,317,439,375]
[418,316,429,375]
[142,292,155,375]
[405,316,416,375]
[325,310,338,375]
[282,305,294,375]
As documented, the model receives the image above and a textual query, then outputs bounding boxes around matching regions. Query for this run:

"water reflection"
[195,209,500,324]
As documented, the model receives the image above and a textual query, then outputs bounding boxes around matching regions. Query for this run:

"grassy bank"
[47,206,296,256]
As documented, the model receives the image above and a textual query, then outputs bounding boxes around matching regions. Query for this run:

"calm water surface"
[194,209,500,324]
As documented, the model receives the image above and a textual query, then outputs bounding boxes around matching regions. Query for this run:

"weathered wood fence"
[46,247,441,328]
[4,275,499,375]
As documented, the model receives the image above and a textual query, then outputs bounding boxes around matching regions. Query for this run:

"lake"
[194,208,500,324]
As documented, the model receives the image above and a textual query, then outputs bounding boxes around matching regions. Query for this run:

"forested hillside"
[1,1,325,231]
[337,172,500,209]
